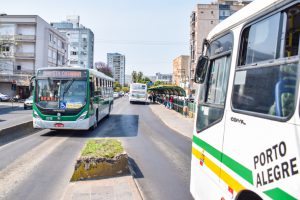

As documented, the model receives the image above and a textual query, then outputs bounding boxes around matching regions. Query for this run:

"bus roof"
[37,66,114,81]
[207,0,290,40]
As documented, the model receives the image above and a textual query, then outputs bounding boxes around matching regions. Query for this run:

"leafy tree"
[95,62,113,77]
[137,71,143,82]
[113,81,121,90]
[154,81,164,86]
[122,87,129,93]
[132,71,137,83]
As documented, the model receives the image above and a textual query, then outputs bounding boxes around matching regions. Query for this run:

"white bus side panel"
[222,112,300,199]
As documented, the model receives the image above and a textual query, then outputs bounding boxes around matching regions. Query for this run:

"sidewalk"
[149,103,194,139]
[61,175,142,200]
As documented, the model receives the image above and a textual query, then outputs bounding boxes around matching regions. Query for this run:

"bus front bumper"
[33,117,91,130]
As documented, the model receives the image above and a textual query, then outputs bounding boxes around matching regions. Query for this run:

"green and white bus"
[32,67,114,130]
[191,0,300,199]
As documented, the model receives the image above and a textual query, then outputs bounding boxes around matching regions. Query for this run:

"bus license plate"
[54,123,64,128]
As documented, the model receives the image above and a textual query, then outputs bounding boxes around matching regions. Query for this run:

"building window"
[1,46,10,52]
[48,49,52,58]
[211,11,214,14]
[211,21,214,24]
[71,51,78,55]
[49,34,52,42]
[17,65,21,70]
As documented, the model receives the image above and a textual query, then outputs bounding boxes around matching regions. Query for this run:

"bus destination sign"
[37,70,87,78]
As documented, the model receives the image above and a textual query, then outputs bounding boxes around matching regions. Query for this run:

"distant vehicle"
[113,92,119,98]
[31,67,114,130]
[190,1,300,200]
[24,96,33,109]
[129,83,148,104]
[0,93,10,101]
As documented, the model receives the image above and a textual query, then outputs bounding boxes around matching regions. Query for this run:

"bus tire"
[107,104,111,117]
[90,112,98,130]
[236,190,262,200]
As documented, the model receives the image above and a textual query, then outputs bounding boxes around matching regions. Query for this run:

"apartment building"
[107,53,125,86]
[173,55,190,86]
[189,0,251,91]
[155,72,172,84]
[51,16,94,69]
[0,15,68,98]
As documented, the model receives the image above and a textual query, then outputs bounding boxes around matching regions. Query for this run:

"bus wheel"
[107,104,111,117]
[90,112,98,130]
[236,190,262,200]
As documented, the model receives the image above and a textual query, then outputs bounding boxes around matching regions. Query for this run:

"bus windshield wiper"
[62,79,75,100]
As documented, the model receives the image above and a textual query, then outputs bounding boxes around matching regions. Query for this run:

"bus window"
[233,4,300,118]
[283,4,300,57]
[239,13,281,65]
[196,33,232,132]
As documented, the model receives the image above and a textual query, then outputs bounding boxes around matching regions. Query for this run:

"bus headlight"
[33,110,41,119]
[77,111,88,121]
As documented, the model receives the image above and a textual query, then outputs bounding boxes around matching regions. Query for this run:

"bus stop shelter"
[148,85,186,96]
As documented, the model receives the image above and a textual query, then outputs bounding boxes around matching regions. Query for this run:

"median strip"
[71,138,129,181]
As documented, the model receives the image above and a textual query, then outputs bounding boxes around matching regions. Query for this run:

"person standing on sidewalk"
[169,95,174,110]
[183,98,188,117]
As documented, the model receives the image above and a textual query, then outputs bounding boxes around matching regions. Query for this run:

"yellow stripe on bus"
[192,147,245,193]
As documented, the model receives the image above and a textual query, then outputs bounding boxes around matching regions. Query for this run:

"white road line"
[0,136,68,199]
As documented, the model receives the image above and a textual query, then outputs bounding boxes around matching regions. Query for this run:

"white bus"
[129,83,148,104]
[190,0,300,199]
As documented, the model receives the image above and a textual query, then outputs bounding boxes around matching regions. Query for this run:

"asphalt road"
[0,97,193,200]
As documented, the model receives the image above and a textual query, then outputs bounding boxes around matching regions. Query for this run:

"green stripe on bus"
[264,188,297,200]
[193,135,253,185]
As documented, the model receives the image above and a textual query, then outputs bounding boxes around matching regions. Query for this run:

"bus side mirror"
[194,56,209,84]
[29,76,36,92]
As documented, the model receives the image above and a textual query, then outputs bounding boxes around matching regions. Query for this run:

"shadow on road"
[40,114,139,138]
[128,157,144,179]
[97,114,139,137]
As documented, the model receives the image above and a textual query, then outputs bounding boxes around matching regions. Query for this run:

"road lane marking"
[0,136,68,199]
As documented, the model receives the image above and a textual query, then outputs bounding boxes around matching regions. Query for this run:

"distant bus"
[32,67,114,130]
[191,0,300,199]
[129,83,148,104]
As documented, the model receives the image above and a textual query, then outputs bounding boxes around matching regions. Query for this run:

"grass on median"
[81,139,124,159]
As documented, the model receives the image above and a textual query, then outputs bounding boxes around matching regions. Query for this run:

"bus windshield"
[36,79,87,110]
[131,84,146,90]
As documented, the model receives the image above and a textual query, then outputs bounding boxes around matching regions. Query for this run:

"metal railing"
[155,96,196,118]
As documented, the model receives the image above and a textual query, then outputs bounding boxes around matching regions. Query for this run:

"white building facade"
[107,53,125,86]
[0,15,68,98]
[155,72,172,84]
[51,16,94,69]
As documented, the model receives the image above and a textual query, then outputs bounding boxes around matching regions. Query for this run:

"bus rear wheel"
[236,190,262,200]
[90,111,98,130]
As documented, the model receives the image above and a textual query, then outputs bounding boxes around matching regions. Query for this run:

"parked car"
[113,92,119,98]
[24,96,33,109]
[0,93,10,101]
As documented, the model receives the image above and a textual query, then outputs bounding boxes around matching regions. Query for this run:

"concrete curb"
[128,159,145,200]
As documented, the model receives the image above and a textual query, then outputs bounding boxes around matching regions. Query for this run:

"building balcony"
[14,35,36,42]
[0,52,14,58]
[0,35,35,42]
[0,70,33,86]
[14,52,35,60]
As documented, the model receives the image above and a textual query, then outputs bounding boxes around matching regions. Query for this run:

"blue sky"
[1,0,213,76]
